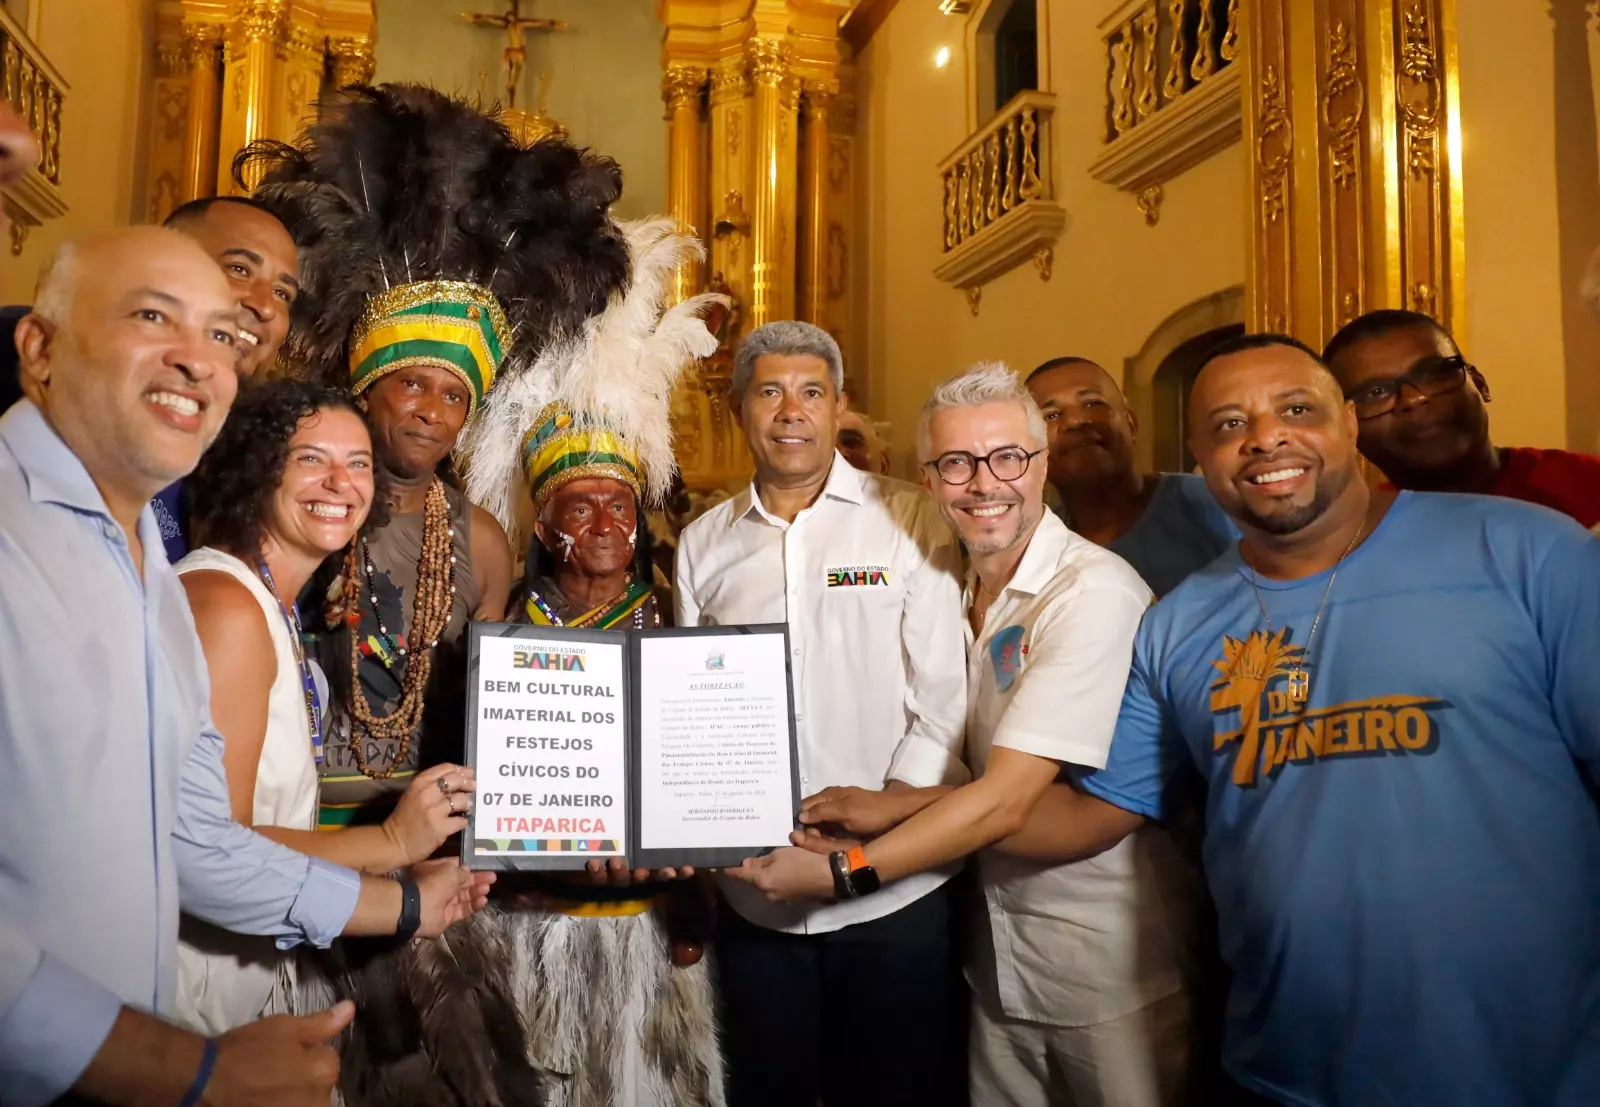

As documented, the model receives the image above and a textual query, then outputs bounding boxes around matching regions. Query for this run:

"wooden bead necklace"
[339,477,457,779]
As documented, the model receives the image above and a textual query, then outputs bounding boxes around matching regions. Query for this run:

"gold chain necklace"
[1248,518,1365,706]
[971,576,1000,624]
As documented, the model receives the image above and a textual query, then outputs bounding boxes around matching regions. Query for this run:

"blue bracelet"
[178,1037,219,1107]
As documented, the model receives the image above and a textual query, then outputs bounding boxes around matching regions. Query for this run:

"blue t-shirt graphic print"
[1082,491,1600,1107]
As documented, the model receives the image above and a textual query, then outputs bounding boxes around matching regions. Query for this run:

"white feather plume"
[458,216,724,540]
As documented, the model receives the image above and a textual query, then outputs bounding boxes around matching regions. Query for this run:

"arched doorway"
[1121,286,1245,472]
[1149,323,1243,472]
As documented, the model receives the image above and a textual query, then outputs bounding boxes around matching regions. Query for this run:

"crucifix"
[462,1,567,110]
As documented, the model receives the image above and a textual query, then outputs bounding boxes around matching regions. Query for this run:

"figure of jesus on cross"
[462,1,567,109]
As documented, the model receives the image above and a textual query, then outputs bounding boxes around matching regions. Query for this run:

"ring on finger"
[437,775,451,795]
[446,794,457,815]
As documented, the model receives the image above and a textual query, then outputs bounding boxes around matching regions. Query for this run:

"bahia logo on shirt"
[1209,628,1447,787]
[513,646,588,672]
[826,564,891,587]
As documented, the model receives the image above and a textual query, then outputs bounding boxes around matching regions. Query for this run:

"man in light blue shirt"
[1009,335,1600,1106]
[0,227,492,1107]
[1027,356,1235,597]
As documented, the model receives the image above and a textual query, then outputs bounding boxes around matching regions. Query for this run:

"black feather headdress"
[236,83,631,409]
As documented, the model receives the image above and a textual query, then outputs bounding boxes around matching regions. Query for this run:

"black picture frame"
[462,622,632,872]
[629,623,801,871]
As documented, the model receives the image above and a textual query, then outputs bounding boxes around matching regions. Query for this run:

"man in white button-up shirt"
[732,363,1202,1107]
[675,321,968,1107]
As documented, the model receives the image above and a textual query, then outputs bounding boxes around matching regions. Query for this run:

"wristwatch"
[394,878,422,942]
[829,846,882,900]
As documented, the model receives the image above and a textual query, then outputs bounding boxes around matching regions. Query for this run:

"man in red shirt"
[1324,309,1600,528]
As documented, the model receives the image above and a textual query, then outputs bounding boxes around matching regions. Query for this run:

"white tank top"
[173,547,321,1035]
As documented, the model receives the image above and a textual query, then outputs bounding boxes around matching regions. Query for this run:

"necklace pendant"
[1287,668,1309,703]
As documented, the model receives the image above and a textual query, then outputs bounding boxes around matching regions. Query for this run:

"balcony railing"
[933,90,1066,314]
[1090,0,1241,224]
[0,5,67,255]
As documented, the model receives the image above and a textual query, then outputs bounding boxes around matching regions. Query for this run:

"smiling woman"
[172,379,477,1035]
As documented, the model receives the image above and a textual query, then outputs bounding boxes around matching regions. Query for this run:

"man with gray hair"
[731,361,1201,1107]
[675,320,968,1107]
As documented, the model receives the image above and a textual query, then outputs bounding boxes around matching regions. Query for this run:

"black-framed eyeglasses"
[1343,354,1471,419]
[924,447,1044,486]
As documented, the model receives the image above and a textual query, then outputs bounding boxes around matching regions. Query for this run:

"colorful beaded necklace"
[338,477,458,780]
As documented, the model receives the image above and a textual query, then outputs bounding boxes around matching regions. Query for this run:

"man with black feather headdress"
[242,84,727,1107]
[242,88,632,858]
[239,83,633,1106]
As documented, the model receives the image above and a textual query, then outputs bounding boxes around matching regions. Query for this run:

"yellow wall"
[853,0,1247,472]
[859,1,1600,463]
[373,0,667,221]
[2,0,157,302]
[1457,0,1600,453]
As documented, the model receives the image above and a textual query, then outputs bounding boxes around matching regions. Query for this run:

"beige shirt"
[963,512,1200,1027]
[676,454,969,934]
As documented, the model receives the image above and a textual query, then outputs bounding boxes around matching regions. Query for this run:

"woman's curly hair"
[186,378,391,557]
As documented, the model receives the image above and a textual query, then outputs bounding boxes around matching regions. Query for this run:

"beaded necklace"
[258,558,324,766]
[526,582,653,629]
[339,477,457,780]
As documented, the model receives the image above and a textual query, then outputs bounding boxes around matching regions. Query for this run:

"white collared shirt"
[675,453,969,934]
[963,511,1201,1027]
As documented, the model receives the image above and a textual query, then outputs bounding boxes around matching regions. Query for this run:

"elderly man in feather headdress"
[455,216,727,1107]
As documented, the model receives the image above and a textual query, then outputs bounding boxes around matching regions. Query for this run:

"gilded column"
[179,23,223,203]
[827,90,857,401]
[745,37,800,326]
[1392,0,1465,339]
[276,18,328,141]
[1242,0,1462,348]
[662,63,709,305]
[707,61,751,325]
[143,37,190,224]
[219,0,290,195]
[329,36,376,90]
[797,81,835,328]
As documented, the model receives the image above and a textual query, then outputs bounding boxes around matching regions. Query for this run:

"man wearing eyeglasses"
[1324,308,1600,527]
[674,320,968,1107]
[729,362,1201,1107]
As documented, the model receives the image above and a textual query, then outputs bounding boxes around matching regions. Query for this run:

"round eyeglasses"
[924,447,1043,486]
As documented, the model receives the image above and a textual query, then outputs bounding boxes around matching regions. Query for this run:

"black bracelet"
[395,877,422,941]
[828,851,856,901]
[177,1038,218,1107]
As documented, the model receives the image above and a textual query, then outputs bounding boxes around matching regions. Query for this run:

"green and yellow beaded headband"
[348,279,513,420]
[522,401,643,520]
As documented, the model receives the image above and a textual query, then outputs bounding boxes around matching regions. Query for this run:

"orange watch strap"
[846,845,870,872]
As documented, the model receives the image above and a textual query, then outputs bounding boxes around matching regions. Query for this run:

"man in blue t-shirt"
[1027,356,1235,597]
[1018,334,1600,1107]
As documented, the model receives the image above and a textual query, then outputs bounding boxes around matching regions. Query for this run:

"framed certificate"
[463,622,801,871]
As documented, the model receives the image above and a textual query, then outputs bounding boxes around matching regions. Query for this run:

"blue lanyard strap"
[259,559,325,766]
